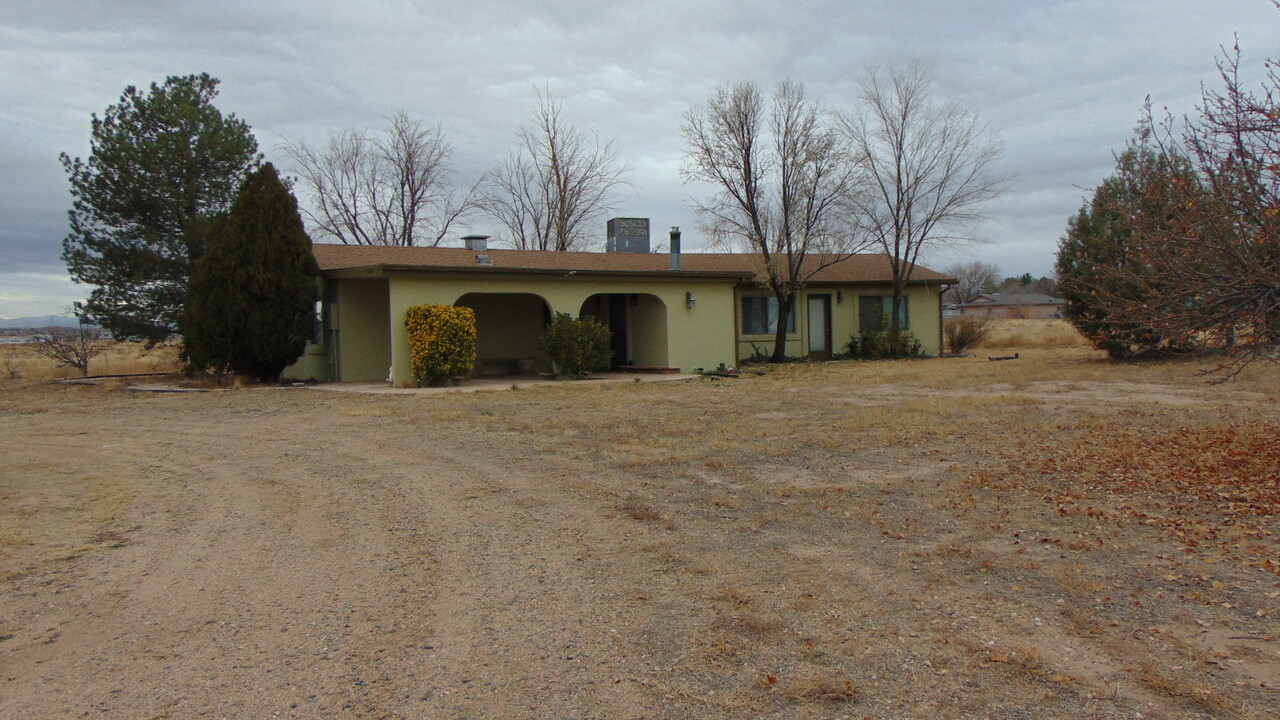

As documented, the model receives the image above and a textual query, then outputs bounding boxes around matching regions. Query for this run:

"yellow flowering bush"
[405,304,477,386]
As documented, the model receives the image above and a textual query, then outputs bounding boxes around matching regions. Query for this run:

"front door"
[807,294,831,360]
[608,294,629,370]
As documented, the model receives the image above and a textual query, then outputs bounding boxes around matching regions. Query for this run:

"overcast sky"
[3,1,1279,319]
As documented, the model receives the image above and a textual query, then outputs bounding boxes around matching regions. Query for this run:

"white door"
[808,295,830,358]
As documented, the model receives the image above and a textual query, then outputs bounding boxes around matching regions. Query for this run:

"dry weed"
[0,346,25,379]
[618,496,662,522]
[715,584,754,606]
[979,319,1090,349]
[1136,661,1235,715]
[1055,562,1107,595]
[776,673,859,702]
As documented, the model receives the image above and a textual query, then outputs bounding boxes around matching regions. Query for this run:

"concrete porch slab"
[309,372,700,395]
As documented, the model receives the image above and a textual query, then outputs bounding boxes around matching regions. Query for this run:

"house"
[285,239,956,385]
[955,293,1066,320]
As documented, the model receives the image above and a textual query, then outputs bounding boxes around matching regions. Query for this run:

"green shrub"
[541,312,611,379]
[405,304,476,386]
[944,315,991,354]
[847,317,925,360]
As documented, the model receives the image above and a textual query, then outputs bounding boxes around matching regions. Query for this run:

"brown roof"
[956,293,1065,307]
[311,244,954,285]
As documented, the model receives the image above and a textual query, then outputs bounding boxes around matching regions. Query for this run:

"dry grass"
[0,340,182,379]
[3,335,1280,718]
[978,318,1091,349]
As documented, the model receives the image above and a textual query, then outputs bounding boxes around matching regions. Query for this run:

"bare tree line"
[480,89,630,251]
[682,64,1006,359]
[682,79,862,360]
[281,111,480,247]
[842,62,1006,331]
[282,94,627,252]
[280,65,1003,267]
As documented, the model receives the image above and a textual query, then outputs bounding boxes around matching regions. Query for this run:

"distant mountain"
[0,315,86,330]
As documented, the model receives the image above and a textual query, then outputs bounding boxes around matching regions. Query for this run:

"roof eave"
[321,263,754,281]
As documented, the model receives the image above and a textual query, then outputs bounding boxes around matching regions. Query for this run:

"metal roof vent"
[475,253,491,266]
[463,234,489,251]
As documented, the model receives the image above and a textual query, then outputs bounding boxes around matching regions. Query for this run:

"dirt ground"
[2,346,1278,719]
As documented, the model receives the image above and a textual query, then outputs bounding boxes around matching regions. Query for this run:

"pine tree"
[61,74,261,342]
[181,163,319,382]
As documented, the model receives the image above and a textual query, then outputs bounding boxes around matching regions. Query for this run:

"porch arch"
[455,292,553,375]
[578,293,669,370]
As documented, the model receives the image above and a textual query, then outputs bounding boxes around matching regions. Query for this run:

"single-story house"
[285,241,956,385]
[955,293,1066,320]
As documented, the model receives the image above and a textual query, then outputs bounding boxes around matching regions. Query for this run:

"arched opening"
[578,293,669,370]
[455,292,553,376]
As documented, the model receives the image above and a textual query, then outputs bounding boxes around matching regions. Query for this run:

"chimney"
[463,234,489,252]
[669,227,681,271]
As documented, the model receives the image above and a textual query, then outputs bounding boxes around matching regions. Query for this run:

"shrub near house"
[541,313,611,379]
[405,304,476,386]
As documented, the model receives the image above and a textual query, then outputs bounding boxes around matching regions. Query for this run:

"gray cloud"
[3,0,1279,316]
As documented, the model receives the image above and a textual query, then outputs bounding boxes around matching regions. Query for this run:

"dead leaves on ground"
[970,422,1280,574]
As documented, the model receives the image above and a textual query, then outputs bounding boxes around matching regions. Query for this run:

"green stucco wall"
[735,284,944,361]
[629,294,669,367]
[316,270,945,384]
[283,345,328,382]
[384,272,738,386]
[851,285,944,356]
[335,279,392,382]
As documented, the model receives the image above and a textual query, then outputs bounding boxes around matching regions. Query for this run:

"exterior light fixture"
[837,290,844,303]
[686,291,696,309]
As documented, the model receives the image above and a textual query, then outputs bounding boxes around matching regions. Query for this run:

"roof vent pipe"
[463,235,489,252]
[669,227,681,271]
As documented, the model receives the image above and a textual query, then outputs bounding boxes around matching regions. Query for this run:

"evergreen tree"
[61,74,261,343]
[1055,125,1196,358]
[181,163,319,382]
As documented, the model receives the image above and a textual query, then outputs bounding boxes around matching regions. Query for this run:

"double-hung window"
[859,295,909,332]
[741,296,796,334]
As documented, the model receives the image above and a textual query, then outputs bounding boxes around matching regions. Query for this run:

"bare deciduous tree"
[30,317,105,377]
[683,79,865,361]
[942,260,1001,304]
[281,111,478,246]
[481,89,629,251]
[841,62,1007,331]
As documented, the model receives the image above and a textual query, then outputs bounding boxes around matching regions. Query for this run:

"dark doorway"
[608,295,628,370]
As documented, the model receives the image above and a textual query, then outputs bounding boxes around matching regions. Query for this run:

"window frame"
[859,294,909,332]
[740,295,797,335]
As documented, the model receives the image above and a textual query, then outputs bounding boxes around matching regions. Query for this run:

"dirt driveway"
[2,350,1278,718]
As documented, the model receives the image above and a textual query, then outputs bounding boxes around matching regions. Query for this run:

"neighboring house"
[285,240,956,385]
[955,293,1066,320]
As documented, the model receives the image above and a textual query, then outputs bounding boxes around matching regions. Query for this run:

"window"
[311,300,324,345]
[741,296,796,334]
[859,295,909,332]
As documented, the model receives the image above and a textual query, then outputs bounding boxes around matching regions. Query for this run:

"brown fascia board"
[324,263,753,282]
[322,263,955,286]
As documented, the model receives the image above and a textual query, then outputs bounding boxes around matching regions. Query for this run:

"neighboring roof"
[311,244,956,285]
[957,292,1065,307]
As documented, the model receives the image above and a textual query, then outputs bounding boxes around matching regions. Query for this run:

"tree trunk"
[770,292,794,362]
